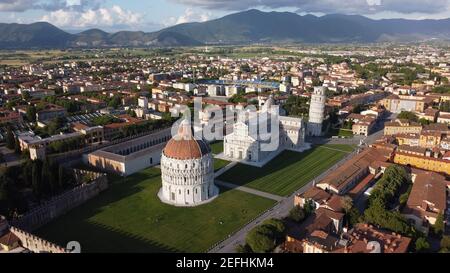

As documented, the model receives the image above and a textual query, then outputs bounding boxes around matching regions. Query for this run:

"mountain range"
[2,9,450,49]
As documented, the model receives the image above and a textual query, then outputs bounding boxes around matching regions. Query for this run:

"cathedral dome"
[163,119,211,160]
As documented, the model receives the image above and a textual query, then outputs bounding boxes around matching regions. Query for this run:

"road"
[208,113,395,253]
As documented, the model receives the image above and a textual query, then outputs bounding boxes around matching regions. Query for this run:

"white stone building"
[307,86,326,136]
[219,97,309,167]
[159,120,219,207]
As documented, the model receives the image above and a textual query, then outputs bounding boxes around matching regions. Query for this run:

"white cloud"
[40,5,143,29]
[0,0,103,12]
[0,0,35,12]
[170,0,450,15]
[164,8,213,26]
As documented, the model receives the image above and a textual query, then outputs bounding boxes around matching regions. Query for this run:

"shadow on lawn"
[39,218,179,253]
[216,146,323,187]
[36,170,181,253]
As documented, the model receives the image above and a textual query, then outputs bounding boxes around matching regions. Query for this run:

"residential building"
[384,119,422,136]
[402,172,447,234]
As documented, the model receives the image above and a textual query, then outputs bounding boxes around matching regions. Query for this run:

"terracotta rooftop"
[403,172,447,219]
[317,148,387,192]
[0,231,19,248]
[338,224,411,253]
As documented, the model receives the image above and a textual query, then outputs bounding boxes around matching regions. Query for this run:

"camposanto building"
[159,119,219,207]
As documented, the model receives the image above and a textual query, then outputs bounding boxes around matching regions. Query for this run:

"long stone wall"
[10,170,108,232]
[9,226,68,253]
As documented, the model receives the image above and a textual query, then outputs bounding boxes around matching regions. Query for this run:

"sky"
[2,0,450,33]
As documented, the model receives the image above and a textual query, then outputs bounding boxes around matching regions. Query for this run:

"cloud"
[40,5,143,30]
[164,8,213,26]
[0,0,103,12]
[170,0,450,14]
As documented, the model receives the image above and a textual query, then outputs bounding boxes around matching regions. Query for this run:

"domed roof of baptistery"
[163,119,211,160]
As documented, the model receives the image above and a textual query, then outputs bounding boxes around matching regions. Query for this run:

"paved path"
[215,180,284,202]
[319,145,353,154]
[214,161,237,178]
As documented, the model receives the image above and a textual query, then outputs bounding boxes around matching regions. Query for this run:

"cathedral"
[219,97,310,167]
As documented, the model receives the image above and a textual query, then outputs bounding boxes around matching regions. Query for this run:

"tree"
[433,213,445,237]
[108,95,122,109]
[303,199,316,216]
[46,116,65,136]
[347,207,361,227]
[5,127,15,150]
[31,161,42,199]
[341,196,354,214]
[26,105,37,122]
[262,218,285,241]
[14,138,20,154]
[288,205,305,223]
[21,91,31,100]
[235,244,252,253]
[0,177,10,216]
[283,95,310,117]
[352,104,365,114]
[418,118,430,126]
[397,111,418,122]
[441,236,450,252]
[245,225,276,253]
[415,237,430,252]
[58,165,66,190]
[228,94,247,104]
[41,160,52,196]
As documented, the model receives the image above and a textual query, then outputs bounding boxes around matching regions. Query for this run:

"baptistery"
[158,119,219,206]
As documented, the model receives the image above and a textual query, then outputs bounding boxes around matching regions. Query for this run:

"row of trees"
[0,158,74,218]
[364,165,412,235]
[362,165,435,252]
[283,95,310,117]
[397,111,431,126]
[237,218,285,253]
[228,94,247,104]
[47,137,84,154]
[119,116,176,139]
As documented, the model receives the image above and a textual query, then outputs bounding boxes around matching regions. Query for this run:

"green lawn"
[36,168,274,253]
[210,141,224,155]
[217,145,352,196]
[214,158,230,171]
[321,144,356,153]
[338,129,354,138]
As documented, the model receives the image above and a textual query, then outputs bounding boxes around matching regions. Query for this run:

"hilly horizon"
[2,9,450,49]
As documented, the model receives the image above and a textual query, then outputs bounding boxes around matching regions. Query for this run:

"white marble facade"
[158,120,219,206]
[307,87,326,136]
[220,98,309,167]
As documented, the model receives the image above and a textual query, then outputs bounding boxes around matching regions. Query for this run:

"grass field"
[36,168,274,253]
[214,158,230,171]
[217,144,353,196]
[338,129,354,138]
[321,144,356,153]
[210,141,224,155]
